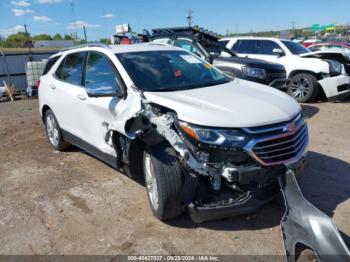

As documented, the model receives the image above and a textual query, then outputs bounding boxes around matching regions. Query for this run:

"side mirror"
[86,87,125,98]
[86,79,126,99]
[273,48,284,57]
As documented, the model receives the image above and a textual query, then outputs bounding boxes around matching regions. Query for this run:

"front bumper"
[268,78,289,90]
[318,74,350,101]
[187,156,307,223]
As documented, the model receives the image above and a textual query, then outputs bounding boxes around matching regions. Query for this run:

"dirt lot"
[0,98,349,256]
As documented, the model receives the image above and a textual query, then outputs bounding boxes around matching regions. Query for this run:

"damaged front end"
[122,100,350,259]
[124,99,307,223]
[301,49,350,100]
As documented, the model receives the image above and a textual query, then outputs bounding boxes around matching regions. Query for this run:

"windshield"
[116,50,229,92]
[282,40,310,55]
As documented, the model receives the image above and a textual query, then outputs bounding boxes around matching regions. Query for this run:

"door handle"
[77,93,87,100]
[49,84,56,90]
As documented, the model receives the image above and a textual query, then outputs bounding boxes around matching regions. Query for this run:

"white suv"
[39,43,307,222]
[221,37,350,102]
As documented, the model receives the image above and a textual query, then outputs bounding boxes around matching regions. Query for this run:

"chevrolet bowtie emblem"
[283,122,296,133]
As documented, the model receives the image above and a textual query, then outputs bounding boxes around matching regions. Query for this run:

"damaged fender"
[278,169,350,261]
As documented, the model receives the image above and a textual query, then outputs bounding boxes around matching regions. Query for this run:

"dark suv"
[148,27,288,89]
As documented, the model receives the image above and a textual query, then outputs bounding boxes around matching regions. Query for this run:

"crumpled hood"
[143,79,300,128]
[300,48,349,62]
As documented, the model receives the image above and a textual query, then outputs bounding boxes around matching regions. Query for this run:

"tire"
[296,248,318,262]
[44,109,71,151]
[287,73,319,103]
[143,144,184,221]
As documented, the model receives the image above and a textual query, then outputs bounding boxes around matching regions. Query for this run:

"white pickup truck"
[220,37,350,102]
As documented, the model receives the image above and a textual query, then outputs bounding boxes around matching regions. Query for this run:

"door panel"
[78,51,125,157]
[49,51,88,139]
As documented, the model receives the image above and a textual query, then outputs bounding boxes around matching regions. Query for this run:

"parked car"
[308,42,350,59]
[308,42,350,51]
[220,37,350,102]
[39,43,307,223]
[302,39,322,48]
[149,27,288,89]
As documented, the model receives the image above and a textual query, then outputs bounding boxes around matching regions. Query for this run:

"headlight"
[178,121,249,148]
[241,67,267,79]
[325,59,342,76]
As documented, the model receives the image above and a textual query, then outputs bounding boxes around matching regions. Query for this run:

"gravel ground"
[0,98,349,256]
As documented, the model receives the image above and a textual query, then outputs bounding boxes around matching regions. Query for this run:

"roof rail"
[59,43,110,53]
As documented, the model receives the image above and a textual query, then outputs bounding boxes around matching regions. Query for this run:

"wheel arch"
[288,70,323,81]
[41,105,51,122]
[288,70,327,100]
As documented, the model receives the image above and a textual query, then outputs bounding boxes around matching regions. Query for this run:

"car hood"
[300,49,349,62]
[143,79,300,128]
[214,56,285,70]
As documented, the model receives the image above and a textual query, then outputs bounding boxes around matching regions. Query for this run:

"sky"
[1,0,350,40]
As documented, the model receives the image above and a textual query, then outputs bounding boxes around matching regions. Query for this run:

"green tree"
[52,33,63,40]
[64,34,73,40]
[99,38,111,45]
[5,32,28,48]
[32,34,52,40]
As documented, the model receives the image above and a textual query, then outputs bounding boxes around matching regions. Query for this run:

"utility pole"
[24,24,32,61]
[187,9,193,27]
[83,26,87,43]
[70,0,78,40]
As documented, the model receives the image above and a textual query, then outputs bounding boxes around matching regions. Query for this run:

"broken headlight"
[178,121,249,148]
[325,59,342,76]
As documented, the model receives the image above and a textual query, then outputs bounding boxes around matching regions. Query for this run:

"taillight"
[36,79,41,90]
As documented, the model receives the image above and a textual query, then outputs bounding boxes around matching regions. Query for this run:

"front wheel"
[287,73,319,103]
[143,144,184,221]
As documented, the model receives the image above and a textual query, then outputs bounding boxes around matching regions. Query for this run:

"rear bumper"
[187,156,307,223]
[318,75,350,101]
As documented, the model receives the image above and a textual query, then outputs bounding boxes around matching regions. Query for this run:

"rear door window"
[55,52,86,85]
[232,40,258,54]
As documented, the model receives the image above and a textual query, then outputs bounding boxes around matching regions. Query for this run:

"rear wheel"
[44,109,70,151]
[288,73,319,103]
[143,144,184,221]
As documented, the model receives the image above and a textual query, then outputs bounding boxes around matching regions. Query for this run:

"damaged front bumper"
[318,74,350,101]
[187,157,306,223]
[279,169,350,260]
[187,185,276,223]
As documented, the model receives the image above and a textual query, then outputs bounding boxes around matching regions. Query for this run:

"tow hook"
[278,169,350,261]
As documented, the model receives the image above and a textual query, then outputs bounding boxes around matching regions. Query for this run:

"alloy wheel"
[46,114,59,147]
[144,153,159,210]
[290,76,311,99]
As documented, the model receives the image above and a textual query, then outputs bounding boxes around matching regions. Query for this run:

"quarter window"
[43,56,61,75]
[219,40,229,47]
[84,51,121,95]
[56,52,86,85]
